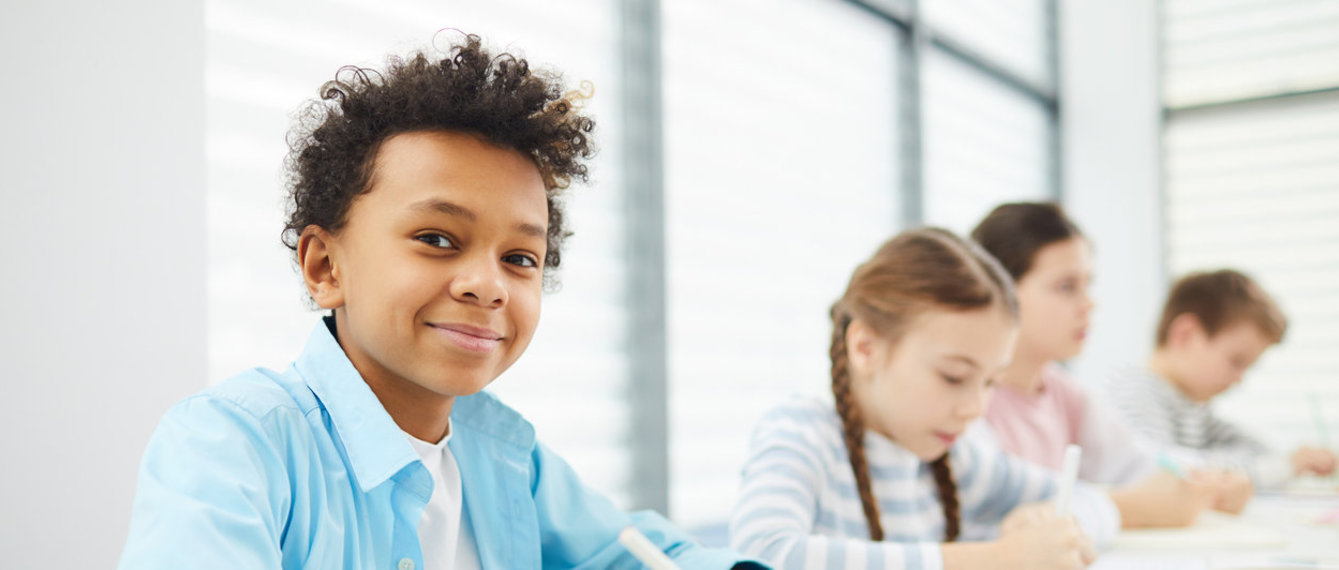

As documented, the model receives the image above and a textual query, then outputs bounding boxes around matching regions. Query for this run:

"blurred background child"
[1106,269,1338,489]
[731,228,1113,570]
[971,202,1228,524]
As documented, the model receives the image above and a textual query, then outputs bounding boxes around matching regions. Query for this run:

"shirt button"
[398,558,415,570]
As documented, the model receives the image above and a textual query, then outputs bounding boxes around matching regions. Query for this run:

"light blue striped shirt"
[729,396,1120,570]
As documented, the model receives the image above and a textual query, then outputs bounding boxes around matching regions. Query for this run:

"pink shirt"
[983,364,1154,485]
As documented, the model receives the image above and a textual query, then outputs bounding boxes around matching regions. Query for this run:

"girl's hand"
[1292,446,1338,476]
[1110,469,1215,528]
[996,507,1096,570]
[1194,469,1253,514]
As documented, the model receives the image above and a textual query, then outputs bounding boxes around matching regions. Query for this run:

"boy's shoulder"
[170,365,316,430]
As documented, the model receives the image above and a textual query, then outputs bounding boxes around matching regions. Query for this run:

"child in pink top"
[971,202,1247,527]
[984,363,1150,485]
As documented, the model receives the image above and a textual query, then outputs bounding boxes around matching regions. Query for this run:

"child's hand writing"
[1111,469,1215,528]
[1193,468,1253,514]
[1292,446,1338,476]
[996,506,1096,570]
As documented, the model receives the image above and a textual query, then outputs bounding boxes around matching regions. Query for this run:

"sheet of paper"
[1209,553,1339,569]
[1112,512,1289,551]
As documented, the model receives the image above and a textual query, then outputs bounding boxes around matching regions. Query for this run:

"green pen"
[1158,453,1190,480]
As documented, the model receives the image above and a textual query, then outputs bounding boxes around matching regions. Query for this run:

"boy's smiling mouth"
[428,322,504,353]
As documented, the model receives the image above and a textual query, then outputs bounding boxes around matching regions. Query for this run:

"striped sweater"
[729,396,1121,570]
[1103,365,1290,486]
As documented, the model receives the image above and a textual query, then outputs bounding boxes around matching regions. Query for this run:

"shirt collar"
[450,390,535,451]
[295,316,419,493]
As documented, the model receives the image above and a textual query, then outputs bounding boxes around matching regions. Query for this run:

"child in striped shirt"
[1106,269,1337,489]
[730,228,1116,570]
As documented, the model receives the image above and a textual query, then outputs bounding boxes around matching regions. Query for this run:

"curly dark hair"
[281,33,596,288]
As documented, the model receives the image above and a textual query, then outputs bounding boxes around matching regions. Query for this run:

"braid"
[830,312,884,541]
[929,454,961,542]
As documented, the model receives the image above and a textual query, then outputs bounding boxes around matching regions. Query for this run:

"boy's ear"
[1167,312,1205,348]
[298,226,345,310]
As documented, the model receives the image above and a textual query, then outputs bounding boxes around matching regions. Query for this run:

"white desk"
[1092,493,1339,570]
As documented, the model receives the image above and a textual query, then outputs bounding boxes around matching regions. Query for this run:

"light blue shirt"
[120,318,760,569]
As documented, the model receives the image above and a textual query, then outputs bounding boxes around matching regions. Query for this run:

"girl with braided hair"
[730,228,1120,570]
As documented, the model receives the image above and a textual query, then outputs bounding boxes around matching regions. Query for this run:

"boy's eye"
[941,373,965,385]
[416,233,454,249]
[503,253,539,268]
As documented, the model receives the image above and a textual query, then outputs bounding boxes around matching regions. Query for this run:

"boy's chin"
[417,374,498,399]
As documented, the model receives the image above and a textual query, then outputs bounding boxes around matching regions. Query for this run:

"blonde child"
[971,202,1239,521]
[1107,269,1337,488]
[119,35,760,569]
[730,228,1117,570]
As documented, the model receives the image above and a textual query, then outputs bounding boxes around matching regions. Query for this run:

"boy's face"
[312,130,547,403]
[849,308,1017,460]
[1014,236,1094,363]
[1172,319,1273,402]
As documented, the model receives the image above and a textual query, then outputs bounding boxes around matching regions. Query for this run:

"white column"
[1059,0,1164,385]
[0,1,206,566]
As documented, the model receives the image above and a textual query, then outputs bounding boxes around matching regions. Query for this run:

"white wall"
[1059,0,1165,385]
[0,1,206,567]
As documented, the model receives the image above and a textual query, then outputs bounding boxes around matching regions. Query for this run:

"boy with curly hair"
[119,34,761,569]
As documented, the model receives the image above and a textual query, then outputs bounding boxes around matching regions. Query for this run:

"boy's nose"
[450,256,507,308]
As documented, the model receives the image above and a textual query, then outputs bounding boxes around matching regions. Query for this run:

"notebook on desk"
[1112,511,1289,551]
[1265,477,1339,499]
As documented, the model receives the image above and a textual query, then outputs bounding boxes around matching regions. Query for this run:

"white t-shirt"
[405,420,481,570]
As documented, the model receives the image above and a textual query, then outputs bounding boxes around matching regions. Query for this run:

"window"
[662,0,900,527]
[1161,0,1339,450]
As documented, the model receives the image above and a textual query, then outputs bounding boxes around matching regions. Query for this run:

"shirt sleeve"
[118,396,294,570]
[1201,414,1270,464]
[1073,385,1156,485]
[728,408,946,570]
[528,440,764,570]
[957,424,1121,548]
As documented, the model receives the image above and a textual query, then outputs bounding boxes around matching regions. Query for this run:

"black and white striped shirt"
[1103,365,1288,485]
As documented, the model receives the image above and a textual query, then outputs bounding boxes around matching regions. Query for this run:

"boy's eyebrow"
[515,222,547,239]
[411,198,476,221]
[408,198,547,239]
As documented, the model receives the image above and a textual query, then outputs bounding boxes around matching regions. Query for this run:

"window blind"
[924,0,1050,88]
[1162,0,1339,452]
[662,0,900,528]
[1163,0,1339,108]
[922,46,1053,233]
